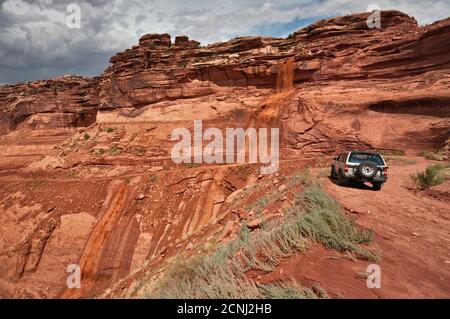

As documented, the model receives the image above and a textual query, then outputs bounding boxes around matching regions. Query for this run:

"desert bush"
[316,169,330,178]
[249,197,269,214]
[83,132,90,140]
[385,156,416,166]
[379,149,405,156]
[109,145,121,155]
[259,281,321,299]
[419,150,444,161]
[152,256,261,299]
[286,171,316,188]
[412,163,450,189]
[238,223,309,272]
[243,171,315,213]
[147,184,377,298]
[294,186,377,261]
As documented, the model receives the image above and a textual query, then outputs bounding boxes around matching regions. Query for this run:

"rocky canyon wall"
[0,10,449,156]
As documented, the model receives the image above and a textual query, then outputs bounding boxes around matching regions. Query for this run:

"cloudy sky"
[1,0,449,84]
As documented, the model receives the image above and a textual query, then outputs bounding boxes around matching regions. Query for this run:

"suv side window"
[340,153,348,163]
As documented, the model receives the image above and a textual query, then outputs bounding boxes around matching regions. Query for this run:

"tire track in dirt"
[323,157,450,297]
[61,180,130,298]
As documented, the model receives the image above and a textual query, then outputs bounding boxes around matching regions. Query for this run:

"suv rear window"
[348,152,385,165]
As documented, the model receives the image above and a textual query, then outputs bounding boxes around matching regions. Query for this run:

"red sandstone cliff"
[0,10,449,299]
[1,10,449,154]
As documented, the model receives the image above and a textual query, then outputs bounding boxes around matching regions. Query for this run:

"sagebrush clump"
[144,177,377,299]
[412,163,450,188]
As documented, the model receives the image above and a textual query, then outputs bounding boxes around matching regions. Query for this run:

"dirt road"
[324,157,450,298]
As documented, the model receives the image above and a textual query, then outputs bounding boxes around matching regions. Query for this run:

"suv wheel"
[372,182,382,191]
[330,166,337,179]
[338,170,347,186]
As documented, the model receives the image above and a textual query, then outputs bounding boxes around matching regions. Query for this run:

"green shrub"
[144,184,377,298]
[412,163,450,189]
[379,149,405,156]
[316,169,330,178]
[385,156,416,166]
[252,197,269,213]
[110,145,121,155]
[83,132,90,140]
[67,171,76,178]
[151,254,261,299]
[419,150,444,161]
[286,171,315,188]
[294,186,377,260]
[106,127,114,133]
[260,281,323,299]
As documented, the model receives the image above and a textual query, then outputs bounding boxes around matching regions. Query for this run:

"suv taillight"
[384,168,388,177]
[344,165,349,172]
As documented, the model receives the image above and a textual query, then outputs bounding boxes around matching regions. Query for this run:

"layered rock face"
[98,10,450,156]
[0,10,449,298]
[1,10,449,157]
[0,75,98,134]
[99,10,449,100]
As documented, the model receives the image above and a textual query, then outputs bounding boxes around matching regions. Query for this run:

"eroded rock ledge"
[1,10,449,135]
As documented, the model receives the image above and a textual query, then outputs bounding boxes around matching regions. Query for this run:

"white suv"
[331,150,388,190]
